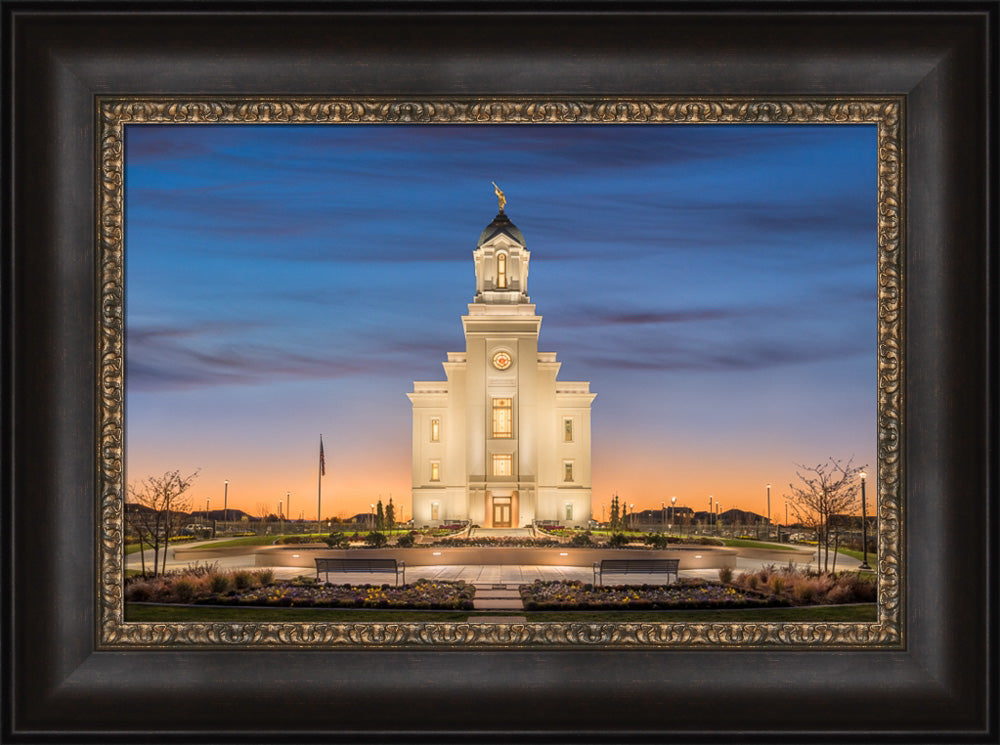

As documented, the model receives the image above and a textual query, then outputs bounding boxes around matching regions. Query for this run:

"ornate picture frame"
[99,96,903,649]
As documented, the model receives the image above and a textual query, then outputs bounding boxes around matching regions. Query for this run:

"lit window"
[430,418,440,442]
[492,454,512,476]
[430,461,440,482]
[431,502,439,520]
[564,461,574,482]
[492,398,512,438]
[497,252,507,288]
[565,503,573,520]
[563,417,573,442]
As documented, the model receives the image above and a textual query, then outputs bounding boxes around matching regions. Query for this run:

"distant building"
[408,198,596,528]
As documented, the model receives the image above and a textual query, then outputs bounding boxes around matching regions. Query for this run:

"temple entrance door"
[492,497,512,528]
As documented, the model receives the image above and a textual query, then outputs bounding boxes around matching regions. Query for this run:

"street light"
[370,503,375,530]
[629,504,635,531]
[223,480,229,524]
[859,471,872,570]
[766,483,771,528]
[670,496,676,530]
[709,495,714,531]
[661,501,666,532]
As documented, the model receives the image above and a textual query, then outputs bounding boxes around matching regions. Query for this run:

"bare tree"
[126,470,198,577]
[785,457,865,572]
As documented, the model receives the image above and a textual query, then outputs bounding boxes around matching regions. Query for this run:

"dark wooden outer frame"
[3,2,995,742]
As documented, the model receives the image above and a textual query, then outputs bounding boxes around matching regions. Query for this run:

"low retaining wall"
[253,545,741,570]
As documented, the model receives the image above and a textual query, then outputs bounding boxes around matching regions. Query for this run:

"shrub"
[570,532,593,547]
[792,577,820,603]
[233,570,254,590]
[323,533,349,549]
[209,574,231,594]
[609,532,629,548]
[396,533,415,547]
[124,581,152,602]
[179,561,219,577]
[365,531,388,548]
[256,569,274,585]
[643,533,669,549]
[173,578,197,603]
[825,583,855,604]
[279,535,313,544]
[770,576,786,595]
[718,567,733,584]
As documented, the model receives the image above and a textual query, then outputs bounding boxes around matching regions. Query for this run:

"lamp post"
[859,471,872,570]
[223,480,229,524]
[661,501,666,532]
[766,483,771,533]
[370,503,375,530]
[670,496,676,530]
[278,499,283,534]
[709,495,713,532]
[629,504,635,531]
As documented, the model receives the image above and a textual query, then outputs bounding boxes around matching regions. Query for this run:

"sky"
[124,123,877,522]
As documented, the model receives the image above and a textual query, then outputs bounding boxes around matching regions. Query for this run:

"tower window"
[565,503,574,520]
[563,461,574,482]
[430,418,440,442]
[431,502,439,520]
[497,252,507,288]
[492,397,513,438]
[492,454,513,476]
[430,461,440,482]
[563,417,573,442]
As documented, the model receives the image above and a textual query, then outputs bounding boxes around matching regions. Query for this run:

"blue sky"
[124,123,876,519]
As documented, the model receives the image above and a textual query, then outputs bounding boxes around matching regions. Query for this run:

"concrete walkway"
[128,543,868,590]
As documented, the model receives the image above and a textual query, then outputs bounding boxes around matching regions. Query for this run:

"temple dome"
[477,212,525,247]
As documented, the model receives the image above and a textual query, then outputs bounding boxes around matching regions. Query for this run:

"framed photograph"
[5,2,994,742]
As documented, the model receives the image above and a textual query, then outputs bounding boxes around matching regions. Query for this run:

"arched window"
[497,252,507,288]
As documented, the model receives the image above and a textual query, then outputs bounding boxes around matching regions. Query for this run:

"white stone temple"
[408,188,595,528]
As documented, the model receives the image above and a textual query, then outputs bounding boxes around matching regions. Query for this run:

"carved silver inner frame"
[97,97,903,648]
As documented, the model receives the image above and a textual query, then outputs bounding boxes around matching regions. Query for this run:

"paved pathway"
[128,543,867,590]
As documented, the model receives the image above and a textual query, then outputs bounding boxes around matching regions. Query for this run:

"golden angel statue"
[491,181,506,213]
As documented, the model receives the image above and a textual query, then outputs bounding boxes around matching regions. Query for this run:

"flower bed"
[125,567,475,609]
[729,566,876,604]
[519,579,786,610]
[432,536,561,548]
[210,578,475,609]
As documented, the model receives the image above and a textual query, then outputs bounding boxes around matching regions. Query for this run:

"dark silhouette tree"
[126,469,198,577]
[785,457,866,572]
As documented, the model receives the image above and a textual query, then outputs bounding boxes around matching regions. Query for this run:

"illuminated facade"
[408,206,595,528]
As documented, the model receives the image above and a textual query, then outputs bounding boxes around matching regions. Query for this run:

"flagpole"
[318,435,324,535]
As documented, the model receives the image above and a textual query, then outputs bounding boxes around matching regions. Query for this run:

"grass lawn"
[126,603,876,624]
[835,547,876,563]
[719,538,799,551]
[186,535,287,549]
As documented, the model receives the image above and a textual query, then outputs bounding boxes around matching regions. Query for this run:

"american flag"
[319,436,326,476]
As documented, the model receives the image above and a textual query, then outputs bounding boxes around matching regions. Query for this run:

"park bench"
[593,558,679,586]
[315,557,406,586]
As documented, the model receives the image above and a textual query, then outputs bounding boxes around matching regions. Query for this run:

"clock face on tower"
[492,351,513,370]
